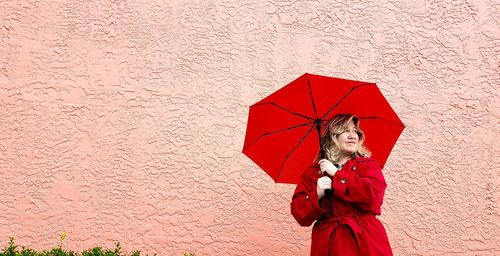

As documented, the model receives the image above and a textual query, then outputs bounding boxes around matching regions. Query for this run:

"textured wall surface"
[1,0,499,255]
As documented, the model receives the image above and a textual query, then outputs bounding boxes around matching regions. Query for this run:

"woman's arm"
[290,169,326,226]
[332,159,387,211]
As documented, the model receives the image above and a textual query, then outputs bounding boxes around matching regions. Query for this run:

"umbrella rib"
[242,121,315,152]
[276,125,316,182]
[306,74,320,120]
[359,116,406,127]
[320,83,374,120]
[252,102,315,122]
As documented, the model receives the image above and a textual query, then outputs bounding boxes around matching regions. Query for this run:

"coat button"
[341,178,347,184]
[317,171,322,175]
[306,196,310,200]
[352,166,356,171]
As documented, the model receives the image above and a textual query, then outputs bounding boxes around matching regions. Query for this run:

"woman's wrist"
[317,190,324,199]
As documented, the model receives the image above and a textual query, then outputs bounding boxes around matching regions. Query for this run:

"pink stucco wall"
[1,0,498,255]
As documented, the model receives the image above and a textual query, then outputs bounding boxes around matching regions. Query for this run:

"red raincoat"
[291,156,393,256]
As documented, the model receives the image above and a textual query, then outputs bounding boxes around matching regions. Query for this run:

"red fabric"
[291,157,393,256]
[242,73,405,184]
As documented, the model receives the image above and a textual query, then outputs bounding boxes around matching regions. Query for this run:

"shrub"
[0,237,194,256]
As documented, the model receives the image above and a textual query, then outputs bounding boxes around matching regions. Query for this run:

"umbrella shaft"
[316,123,325,159]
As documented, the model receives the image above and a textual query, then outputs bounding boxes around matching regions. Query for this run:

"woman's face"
[336,120,360,156]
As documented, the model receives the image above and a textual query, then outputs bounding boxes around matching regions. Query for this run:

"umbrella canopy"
[242,73,405,184]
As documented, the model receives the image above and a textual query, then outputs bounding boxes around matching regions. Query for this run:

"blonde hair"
[315,114,370,164]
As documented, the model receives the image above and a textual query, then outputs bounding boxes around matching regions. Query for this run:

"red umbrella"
[242,73,405,184]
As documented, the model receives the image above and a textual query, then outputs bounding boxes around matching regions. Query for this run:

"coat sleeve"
[290,169,327,227]
[332,159,387,211]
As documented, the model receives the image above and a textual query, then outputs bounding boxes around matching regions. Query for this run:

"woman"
[290,114,393,256]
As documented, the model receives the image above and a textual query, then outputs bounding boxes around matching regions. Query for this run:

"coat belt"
[317,214,375,248]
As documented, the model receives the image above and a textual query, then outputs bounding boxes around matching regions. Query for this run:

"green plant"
[1,237,17,256]
[19,246,38,256]
[58,234,67,249]
[0,238,158,256]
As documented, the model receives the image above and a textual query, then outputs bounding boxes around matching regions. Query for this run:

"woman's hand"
[319,159,338,177]
[317,176,332,199]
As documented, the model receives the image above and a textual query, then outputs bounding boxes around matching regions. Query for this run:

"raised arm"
[290,168,327,226]
[332,159,387,211]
